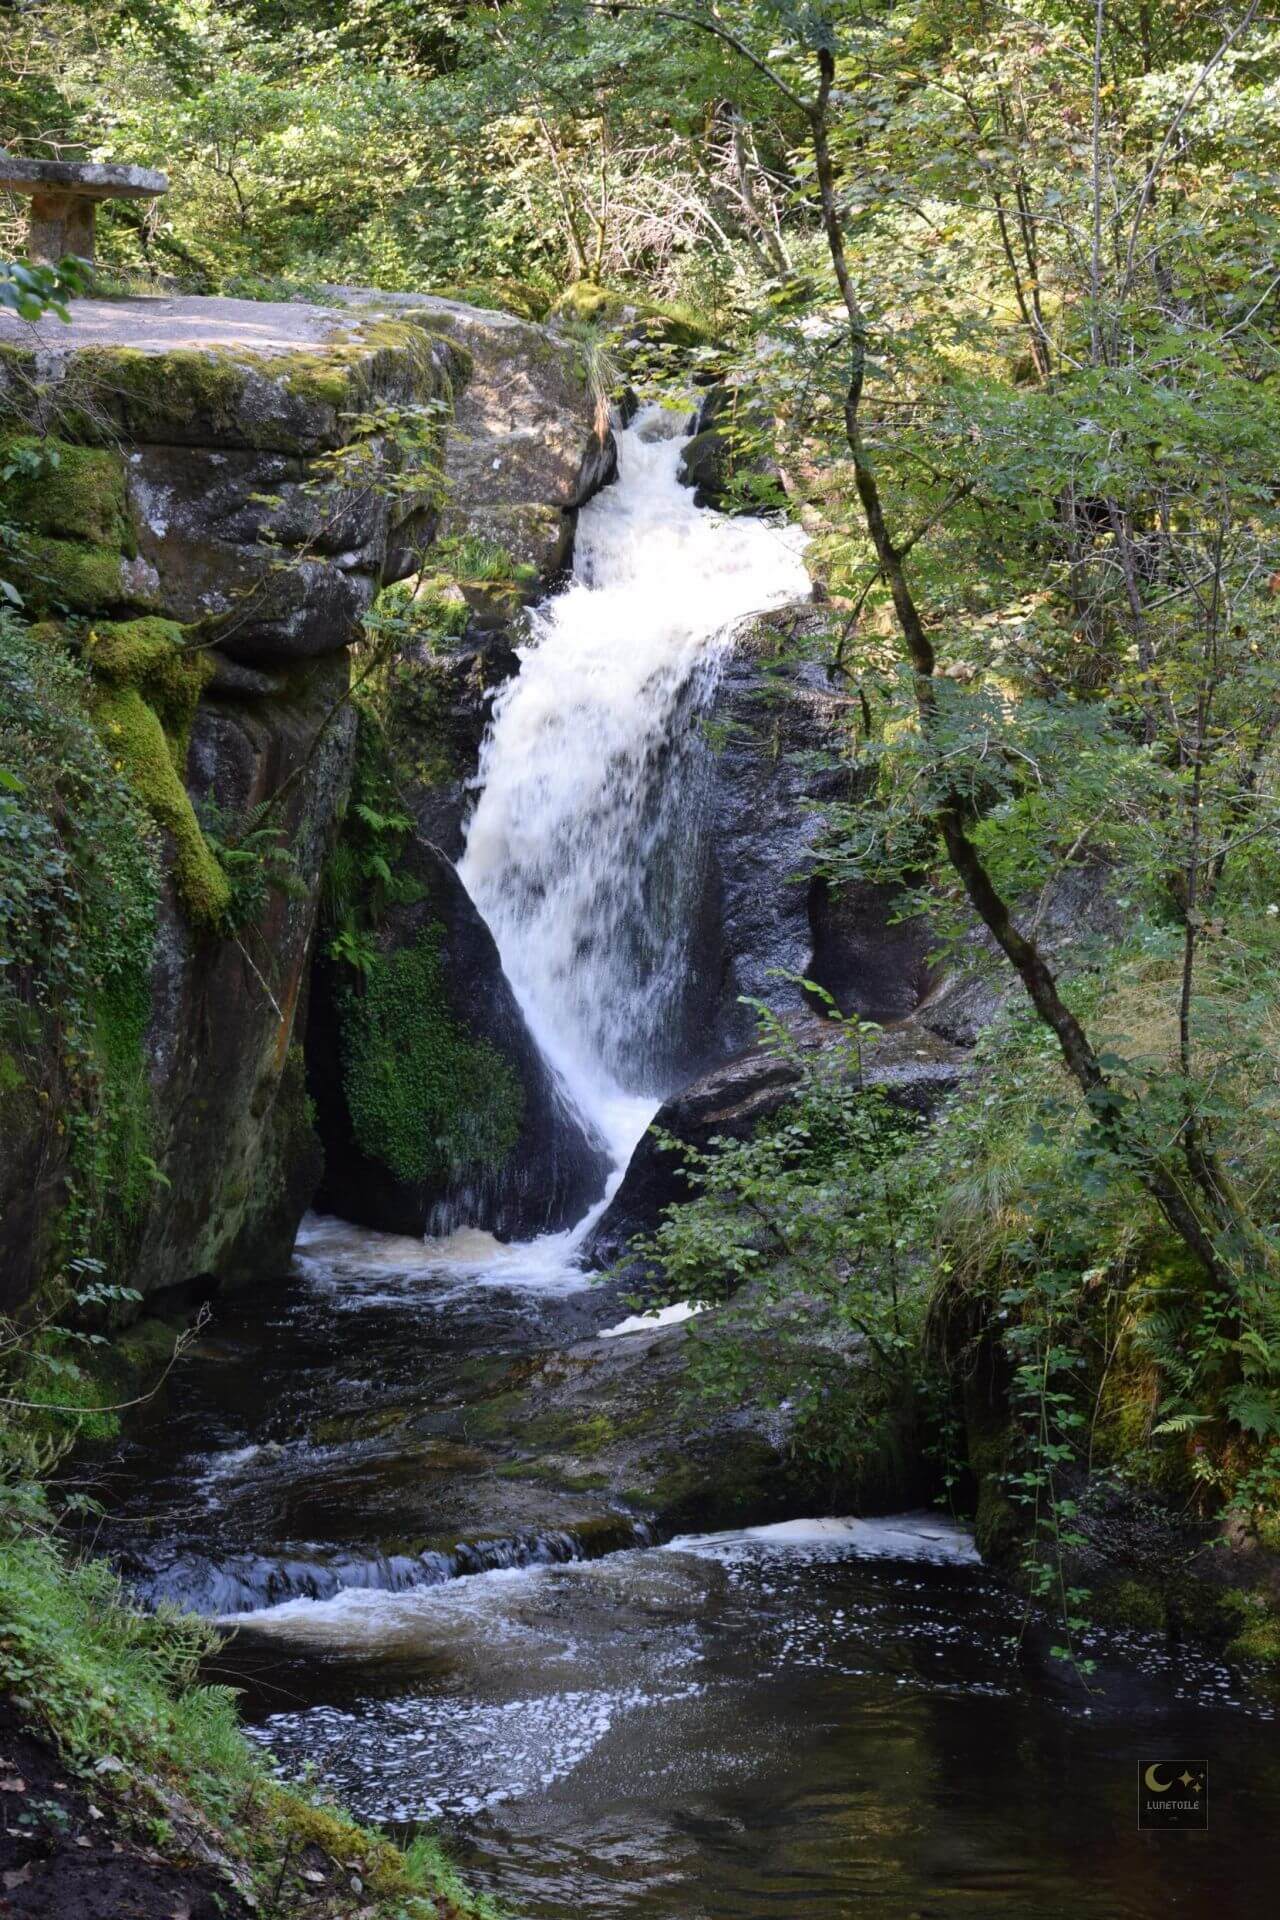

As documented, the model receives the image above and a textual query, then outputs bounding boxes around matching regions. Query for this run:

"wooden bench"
[0,153,168,264]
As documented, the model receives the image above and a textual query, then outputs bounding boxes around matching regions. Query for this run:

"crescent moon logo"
[1144,1765,1173,1792]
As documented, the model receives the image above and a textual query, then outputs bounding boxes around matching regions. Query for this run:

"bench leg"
[27,191,96,264]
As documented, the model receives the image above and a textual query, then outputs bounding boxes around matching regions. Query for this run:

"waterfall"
[458,404,810,1176]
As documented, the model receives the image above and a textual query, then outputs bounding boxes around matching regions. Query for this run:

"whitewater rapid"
[457,404,810,1175]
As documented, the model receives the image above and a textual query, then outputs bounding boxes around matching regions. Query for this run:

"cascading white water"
[458,405,810,1175]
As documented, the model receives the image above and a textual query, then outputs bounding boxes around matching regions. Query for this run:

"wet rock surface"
[97,1218,824,1621]
[690,605,934,1063]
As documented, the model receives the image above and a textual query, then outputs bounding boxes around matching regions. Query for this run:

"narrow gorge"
[3,269,1276,1920]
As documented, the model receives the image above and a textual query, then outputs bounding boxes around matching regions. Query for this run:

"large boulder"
[0,295,465,665]
[582,1019,970,1268]
[691,607,934,1063]
[307,832,610,1241]
[0,297,459,1311]
[326,288,617,593]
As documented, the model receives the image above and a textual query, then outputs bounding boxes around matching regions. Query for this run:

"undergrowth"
[0,1515,502,1918]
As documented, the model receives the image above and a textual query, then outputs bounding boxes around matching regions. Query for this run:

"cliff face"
[0,292,611,1310]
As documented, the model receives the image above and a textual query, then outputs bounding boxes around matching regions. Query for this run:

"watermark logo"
[1138,1760,1208,1831]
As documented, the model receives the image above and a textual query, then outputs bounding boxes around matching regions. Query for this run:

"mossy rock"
[87,617,212,756]
[1222,1587,1280,1668]
[1091,1576,1169,1633]
[92,685,229,925]
[3,533,141,617]
[340,927,524,1187]
[430,278,553,322]
[548,281,713,348]
[6,324,463,456]
[0,434,131,548]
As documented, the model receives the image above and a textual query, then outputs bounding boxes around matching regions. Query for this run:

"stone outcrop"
[307,831,610,1241]
[130,659,354,1296]
[329,287,617,603]
[678,379,779,511]
[583,1019,970,1268]
[0,295,465,662]
[0,290,613,1310]
[690,605,934,1063]
[326,290,621,856]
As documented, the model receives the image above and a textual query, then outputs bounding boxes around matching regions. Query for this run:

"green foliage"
[197,793,308,936]
[635,1001,926,1475]
[341,928,523,1187]
[0,1518,499,1917]
[322,713,423,964]
[0,610,161,1273]
[0,258,85,322]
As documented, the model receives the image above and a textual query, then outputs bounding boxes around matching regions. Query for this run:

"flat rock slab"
[0,154,167,199]
[0,292,364,356]
[0,288,542,358]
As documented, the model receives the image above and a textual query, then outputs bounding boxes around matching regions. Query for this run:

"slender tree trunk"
[806,47,1234,1288]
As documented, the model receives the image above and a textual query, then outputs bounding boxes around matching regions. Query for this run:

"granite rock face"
[689,606,934,1064]
[582,1020,970,1269]
[0,291,613,1310]
[0,295,466,664]
[130,659,355,1297]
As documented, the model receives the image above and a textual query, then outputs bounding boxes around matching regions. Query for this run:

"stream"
[102,409,1280,1918]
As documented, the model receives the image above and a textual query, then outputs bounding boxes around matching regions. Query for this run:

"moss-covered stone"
[87,617,212,757]
[429,279,553,322]
[340,927,524,1187]
[4,533,134,616]
[1092,1577,1169,1633]
[0,434,131,549]
[84,617,227,924]
[548,280,712,347]
[1222,1587,1280,1667]
[92,687,229,925]
[40,323,463,455]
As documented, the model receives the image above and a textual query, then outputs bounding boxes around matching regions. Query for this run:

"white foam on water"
[598,1300,705,1338]
[226,1511,980,1644]
[667,1512,983,1566]
[292,1211,588,1297]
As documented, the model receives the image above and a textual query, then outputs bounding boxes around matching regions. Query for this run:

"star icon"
[1180,1771,1195,1787]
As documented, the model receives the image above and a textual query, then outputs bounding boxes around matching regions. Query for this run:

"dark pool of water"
[223,1522,1277,1920]
[98,1224,1280,1920]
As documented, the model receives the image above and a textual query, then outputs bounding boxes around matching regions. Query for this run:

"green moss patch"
[341,927,523,1186]
[548,281,712,347]
[86,618,226,924]
[88,618,212,754]
[43,324,463,455]
[4,533,134,616]
[93,686,228,925]
[0,435,131,549]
